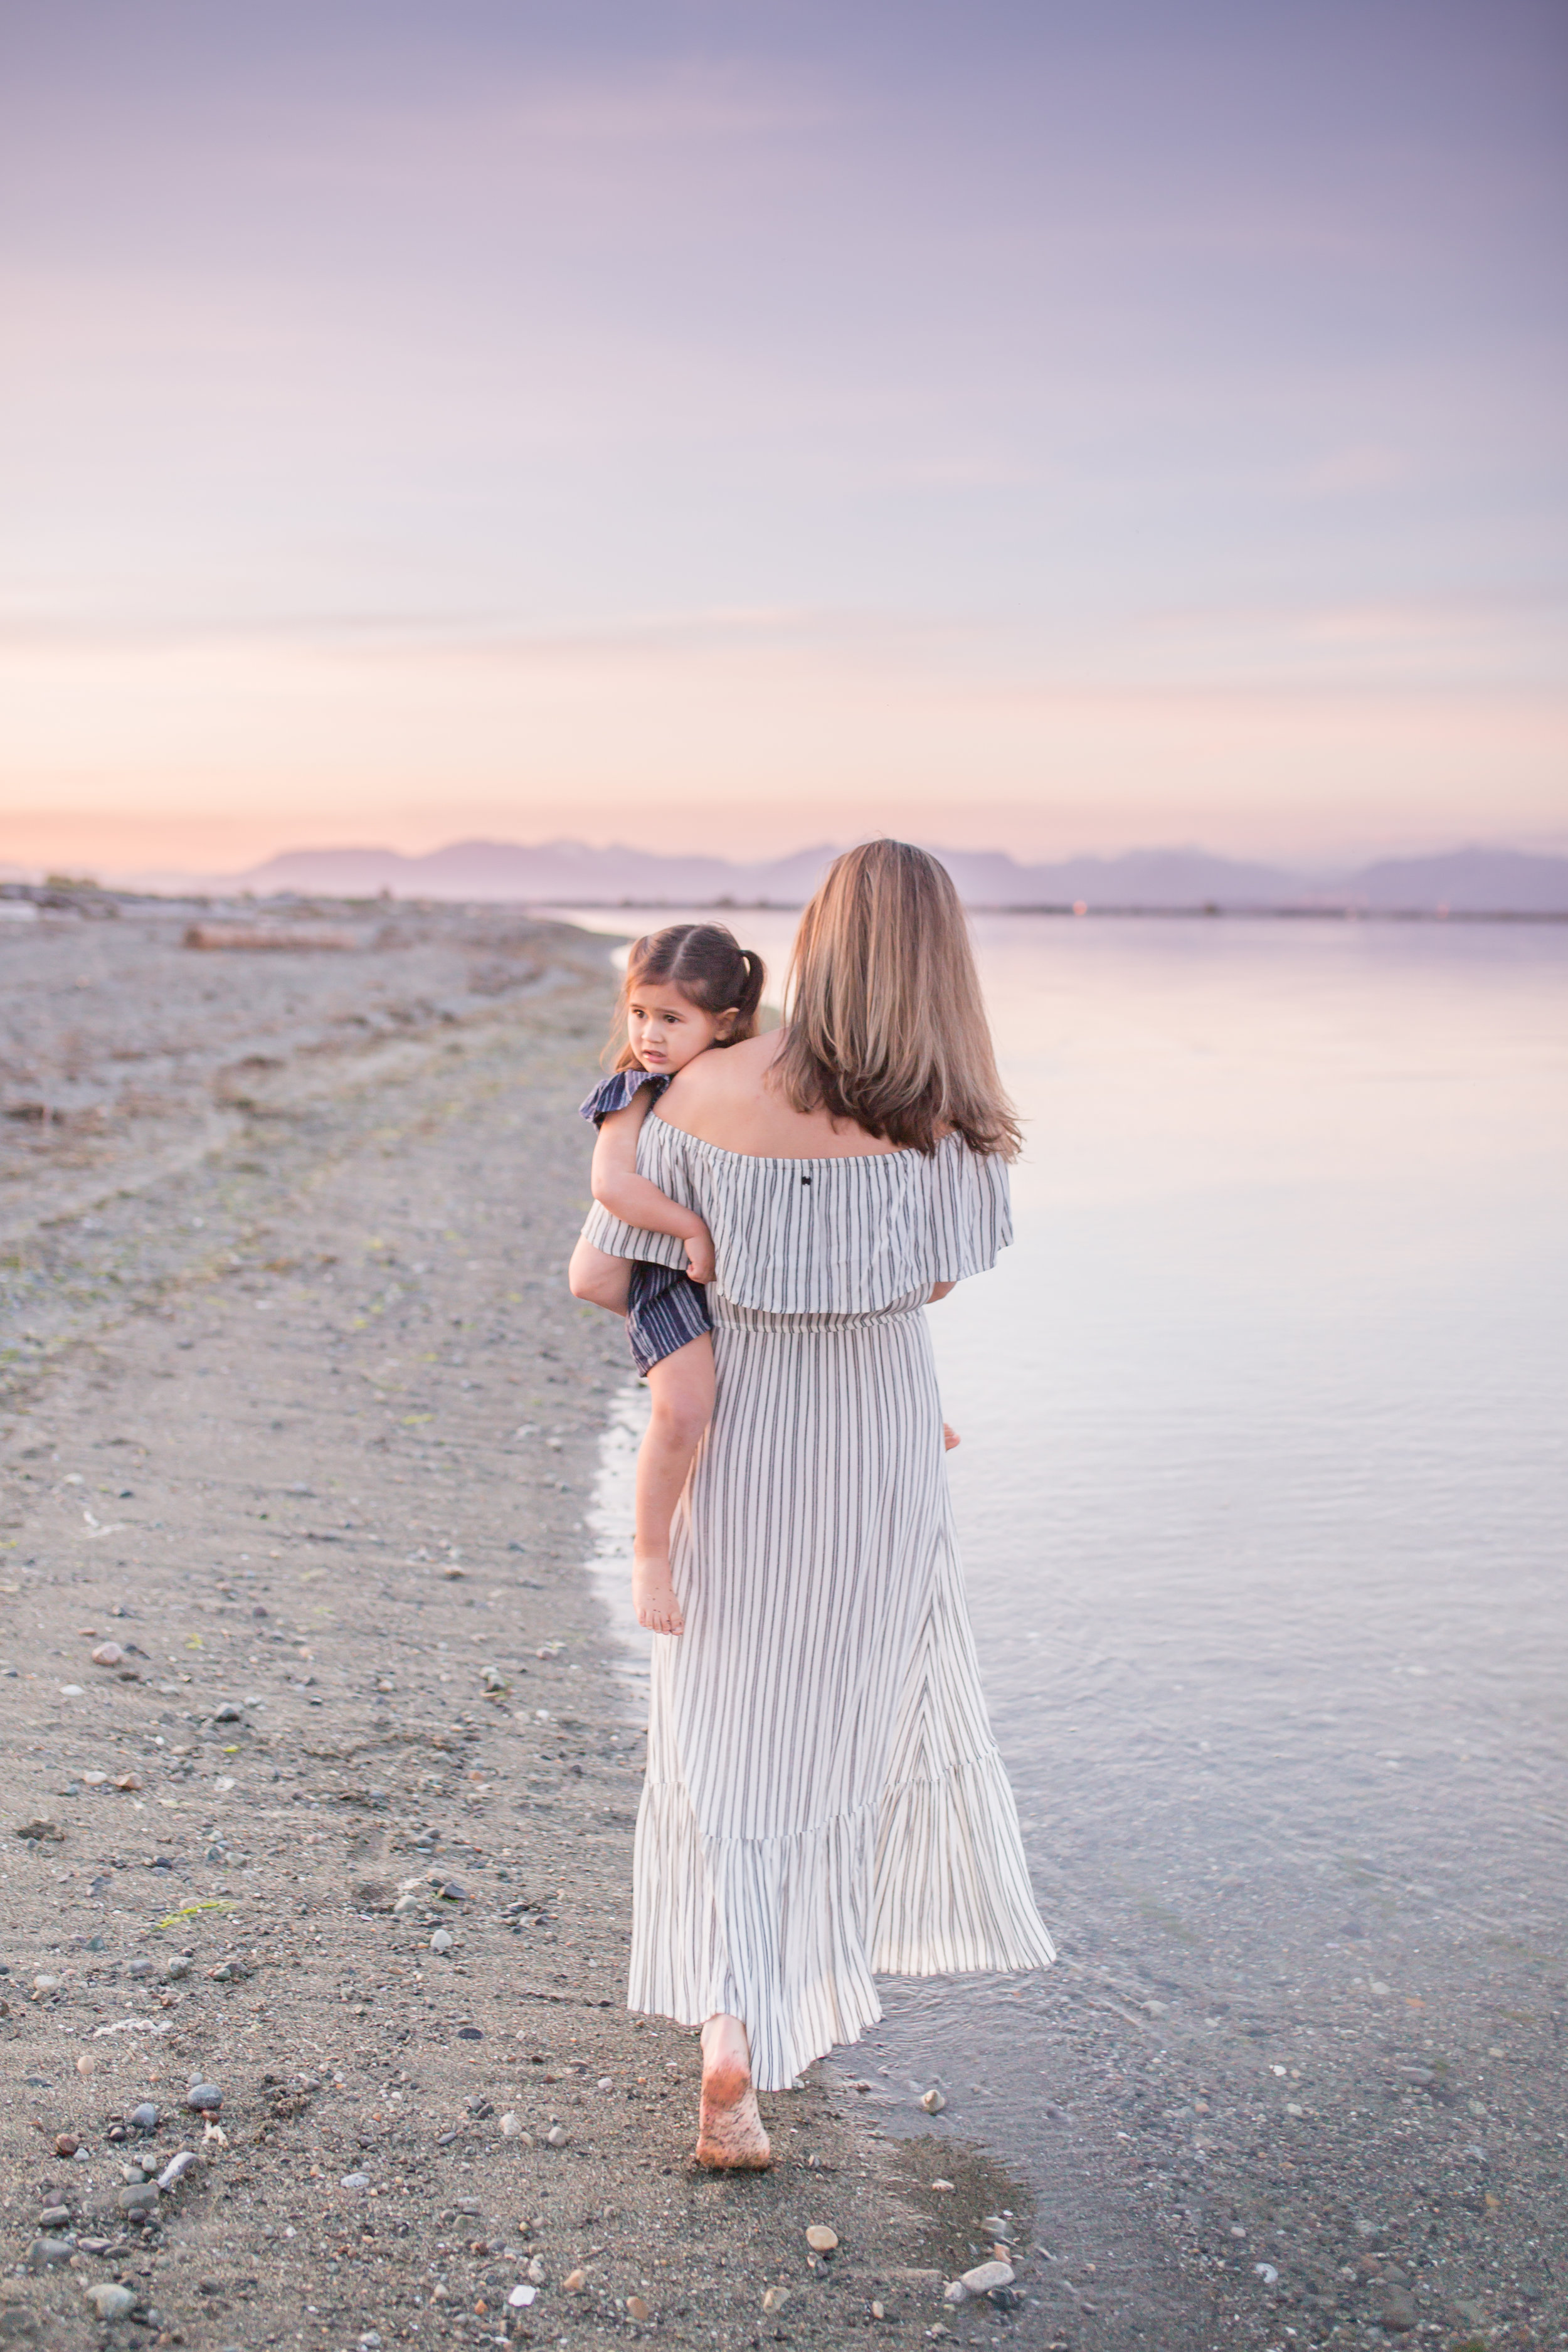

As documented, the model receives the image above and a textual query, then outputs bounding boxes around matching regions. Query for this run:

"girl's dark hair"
[606,923,766,1071]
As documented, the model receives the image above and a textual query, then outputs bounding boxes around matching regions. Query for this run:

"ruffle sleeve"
[578,1118,1011,1310]
[578,1067,670,1126]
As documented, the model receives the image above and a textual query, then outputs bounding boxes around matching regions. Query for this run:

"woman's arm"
[591,1098,715,1282]
[928,1280,956,1302]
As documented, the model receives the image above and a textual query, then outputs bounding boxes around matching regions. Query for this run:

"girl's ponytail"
[732,946,766,1033]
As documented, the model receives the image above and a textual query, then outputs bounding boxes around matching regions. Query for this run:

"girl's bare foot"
[943,1421,960,1451]
[632,1552,684,1636]
[695,2015,770,2169]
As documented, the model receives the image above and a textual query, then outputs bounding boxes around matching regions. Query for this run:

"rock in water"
[920,2088,946,2113]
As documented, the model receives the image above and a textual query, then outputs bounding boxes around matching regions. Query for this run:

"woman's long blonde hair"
[773,839,1021,1158]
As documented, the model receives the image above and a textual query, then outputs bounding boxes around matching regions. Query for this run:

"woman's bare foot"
[632,1552,684,1636]
[694,2015,770,2169]
[943,1421,960,1451]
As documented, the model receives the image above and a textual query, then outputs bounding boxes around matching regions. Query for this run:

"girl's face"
[627,977,733,1074]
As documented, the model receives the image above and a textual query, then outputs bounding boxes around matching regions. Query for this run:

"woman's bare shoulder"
[665,1032,780,1108]
[658,1030,904,1160]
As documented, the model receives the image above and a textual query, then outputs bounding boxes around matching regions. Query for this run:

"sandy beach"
[0,896,1030,2352]
[6,894,1562,2352]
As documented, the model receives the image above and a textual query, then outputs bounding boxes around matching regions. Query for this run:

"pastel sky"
[3,0,1565,874]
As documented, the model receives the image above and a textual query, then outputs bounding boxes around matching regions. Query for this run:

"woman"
[569,840,1054,2166]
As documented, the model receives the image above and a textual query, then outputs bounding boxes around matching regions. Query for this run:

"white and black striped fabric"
[580,1116,1055,2090]
[622,1261,712,1376]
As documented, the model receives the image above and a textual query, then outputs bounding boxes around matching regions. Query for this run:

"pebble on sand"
[762,2288,790,2314]
[627,2295,650,2323]
[562,2269,586,2292]
[157,2151,199,2191]
[546,2124,568,2147]
[54,2135,79,2158]
[805,2226,839,2253]
[507,2285,537,2309]
[85,2284,137,2321]
[90,1643,126,1667]
[429,1929,454,1954]
[184,2083,223,2112]
[958,2261,1014,2294]
[500,2112,524,2138]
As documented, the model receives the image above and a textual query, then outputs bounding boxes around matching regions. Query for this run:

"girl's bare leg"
[568,1238,632,1312]
[633,1335,714,1636]
[695,2013,771,2169]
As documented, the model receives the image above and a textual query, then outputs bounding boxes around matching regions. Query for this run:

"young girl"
[568,924,765,1639]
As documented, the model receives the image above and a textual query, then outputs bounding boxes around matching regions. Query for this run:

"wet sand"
[1,898,1029,2352]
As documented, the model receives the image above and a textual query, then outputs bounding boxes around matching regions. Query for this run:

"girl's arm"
[591,1095,716,1282]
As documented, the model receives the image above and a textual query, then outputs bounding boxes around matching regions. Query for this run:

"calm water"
[566,911,1568,2344]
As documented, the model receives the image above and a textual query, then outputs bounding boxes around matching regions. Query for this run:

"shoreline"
[0,905,1027,2351]
[6,882,1567,928]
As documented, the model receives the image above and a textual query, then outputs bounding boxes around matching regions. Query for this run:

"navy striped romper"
[580,1069,714,1377]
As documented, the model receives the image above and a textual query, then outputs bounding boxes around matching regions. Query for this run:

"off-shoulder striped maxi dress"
[580,1115,1054,2090]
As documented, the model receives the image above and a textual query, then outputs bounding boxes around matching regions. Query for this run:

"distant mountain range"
[220,837,1568,915]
